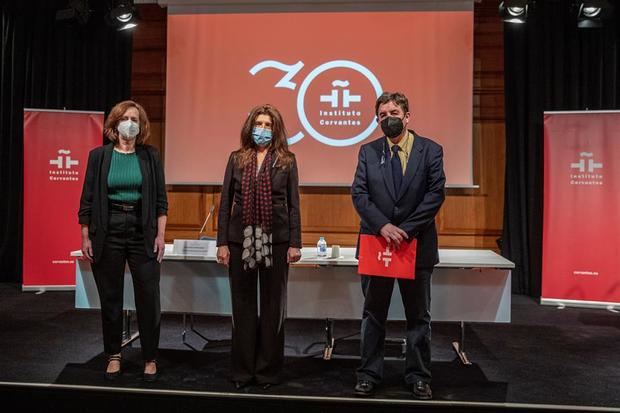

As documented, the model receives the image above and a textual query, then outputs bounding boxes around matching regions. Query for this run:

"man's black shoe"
[354,380,375,396]
[412,380,432,400]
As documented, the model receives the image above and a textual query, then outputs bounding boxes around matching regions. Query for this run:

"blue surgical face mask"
[252,127,272,146]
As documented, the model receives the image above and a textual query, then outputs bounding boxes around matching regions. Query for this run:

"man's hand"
[379,223,408,248]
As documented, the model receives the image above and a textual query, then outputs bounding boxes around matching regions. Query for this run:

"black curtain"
[502,0,620,296]
[0,1,132,283]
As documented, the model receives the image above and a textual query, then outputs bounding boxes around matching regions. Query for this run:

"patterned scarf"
[241,150,273,271]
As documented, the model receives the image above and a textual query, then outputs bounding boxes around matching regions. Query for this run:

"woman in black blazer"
[216,104,302,389]
[78,100,168,382]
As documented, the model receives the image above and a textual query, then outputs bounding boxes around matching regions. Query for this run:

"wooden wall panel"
[131,5,166,154]
[131,1,505,250]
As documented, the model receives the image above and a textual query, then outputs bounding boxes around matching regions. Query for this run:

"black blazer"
[78,143,168,262]
[351,131,446,268]
[217,151,302,248]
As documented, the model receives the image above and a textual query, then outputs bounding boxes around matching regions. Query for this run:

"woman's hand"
[80,225,93,263]
[287,247,302,264]
[154,215,168,263]
[81,237,94,263]
[153,235,165,263]
[217,246,230,266]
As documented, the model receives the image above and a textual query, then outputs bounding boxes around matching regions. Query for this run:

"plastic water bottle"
[317,236,328,257]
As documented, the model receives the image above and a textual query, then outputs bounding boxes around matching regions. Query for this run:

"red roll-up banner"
[542,111,620,307]
[23,109,103,290]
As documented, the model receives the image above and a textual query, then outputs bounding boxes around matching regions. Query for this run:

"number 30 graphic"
[249,60,382,147]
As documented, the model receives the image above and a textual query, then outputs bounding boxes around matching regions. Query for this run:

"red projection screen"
[165,3,474,186]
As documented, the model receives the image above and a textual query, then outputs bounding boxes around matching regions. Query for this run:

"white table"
[72,245,514,363]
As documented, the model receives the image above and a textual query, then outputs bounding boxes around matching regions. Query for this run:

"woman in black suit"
[78,100,168,382]
[216,104,302,389]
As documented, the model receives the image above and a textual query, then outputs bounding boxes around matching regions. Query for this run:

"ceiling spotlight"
[507,7,526,17]
[582,6,602,17]
[117,13,133,23]
[499,1,529,24]
[107,0,138,31]
[576,1,612,28]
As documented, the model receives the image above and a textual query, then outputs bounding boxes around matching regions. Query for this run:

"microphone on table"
[199,205,216,240]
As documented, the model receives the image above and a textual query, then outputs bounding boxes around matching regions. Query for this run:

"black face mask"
[380,116,404,138]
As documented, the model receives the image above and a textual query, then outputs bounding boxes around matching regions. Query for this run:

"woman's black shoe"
[143,360,158,382]
[104,355,122,381]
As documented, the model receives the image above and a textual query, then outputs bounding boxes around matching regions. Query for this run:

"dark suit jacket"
[78,143,168,262]
[216,151,302,248]
[352,131,446,268]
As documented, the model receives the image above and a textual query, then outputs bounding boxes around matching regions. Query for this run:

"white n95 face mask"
[117,120,140,139]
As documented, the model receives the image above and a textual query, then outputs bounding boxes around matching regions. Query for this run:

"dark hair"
[104,100,151,144]
[374,92,409,115]
[235,104,294,168]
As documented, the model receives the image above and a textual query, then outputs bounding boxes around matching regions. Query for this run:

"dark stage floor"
[0,283,619,411]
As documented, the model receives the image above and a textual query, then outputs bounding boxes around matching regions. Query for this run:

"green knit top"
[107,150,142,202]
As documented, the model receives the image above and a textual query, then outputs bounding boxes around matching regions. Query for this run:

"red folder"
[357,234,417,279]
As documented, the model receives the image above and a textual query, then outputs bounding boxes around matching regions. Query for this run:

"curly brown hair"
[104,100,151,144]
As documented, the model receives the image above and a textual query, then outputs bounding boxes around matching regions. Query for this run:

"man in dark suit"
[351,92,445,399]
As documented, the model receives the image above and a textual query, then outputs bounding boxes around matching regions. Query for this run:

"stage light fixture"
[107,0,138,31]
[576,1,611,28]
[499,1,529,24]
[582,6,602,17]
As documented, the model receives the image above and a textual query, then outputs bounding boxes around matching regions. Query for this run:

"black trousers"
[356,268,432,385]
[228,242,289,385]
[91,209,161,361]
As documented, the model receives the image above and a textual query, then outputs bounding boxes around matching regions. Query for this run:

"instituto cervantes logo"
[49,149,79,181]
[250,60,382,147]
[569,152,603,186]
[377,244,393,268]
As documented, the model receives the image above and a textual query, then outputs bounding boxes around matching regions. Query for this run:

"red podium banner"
[357,235,417,279]
[23,109,103,289]
[542,111,620,307]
